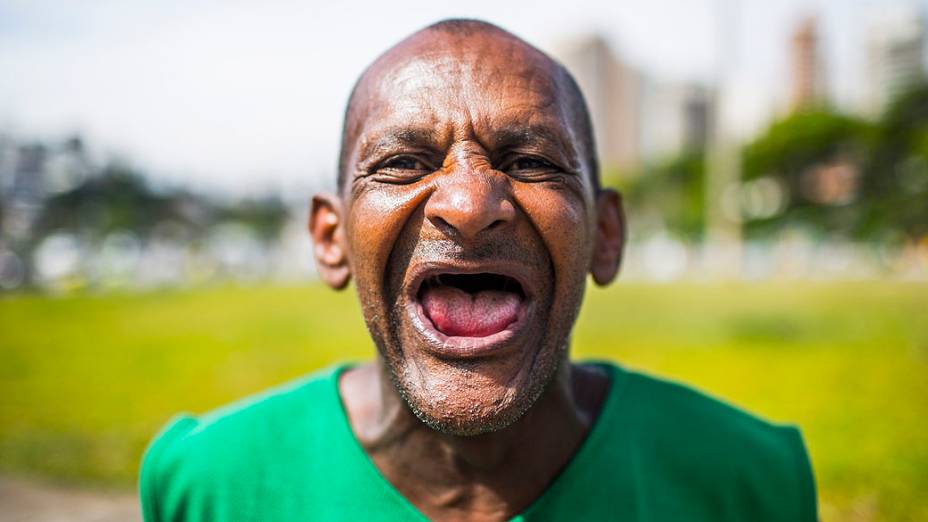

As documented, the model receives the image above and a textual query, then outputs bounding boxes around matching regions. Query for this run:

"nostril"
[429,216,455,235]
[486,219,504,230]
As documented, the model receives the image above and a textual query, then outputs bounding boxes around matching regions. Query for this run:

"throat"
[341,363,607,521]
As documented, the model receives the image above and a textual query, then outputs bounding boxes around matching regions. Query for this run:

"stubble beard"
[362,231,586,436]
[369,292,571,437]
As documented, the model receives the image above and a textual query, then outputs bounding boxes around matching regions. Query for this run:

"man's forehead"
[352,29,567,140]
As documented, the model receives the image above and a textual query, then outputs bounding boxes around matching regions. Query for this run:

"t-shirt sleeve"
[781,425,818,522]
[139,415,199,522]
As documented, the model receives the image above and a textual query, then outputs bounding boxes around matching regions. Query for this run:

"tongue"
[420,285,522,337]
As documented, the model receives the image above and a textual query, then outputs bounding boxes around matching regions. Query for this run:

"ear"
[590,189,626,286]
[310,193,351,290]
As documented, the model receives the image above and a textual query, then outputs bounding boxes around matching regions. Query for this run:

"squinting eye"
[510,156,556,171]
[380,156,429,171]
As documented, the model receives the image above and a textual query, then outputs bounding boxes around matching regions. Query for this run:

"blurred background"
[0,1,926,521]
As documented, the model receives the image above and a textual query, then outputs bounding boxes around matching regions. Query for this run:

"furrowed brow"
[357,127,439,164]
[488,125,578,167]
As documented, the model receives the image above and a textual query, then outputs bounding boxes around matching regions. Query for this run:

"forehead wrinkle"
[455,50,560,115]
[368,35,561,117]
[358,126,446,164]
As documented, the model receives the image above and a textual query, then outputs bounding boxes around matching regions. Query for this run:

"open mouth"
[417,272,526,338]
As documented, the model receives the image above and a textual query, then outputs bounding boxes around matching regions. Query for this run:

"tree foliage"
[741,85,928,242]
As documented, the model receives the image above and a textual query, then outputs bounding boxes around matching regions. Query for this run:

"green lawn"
[1,281,926,521]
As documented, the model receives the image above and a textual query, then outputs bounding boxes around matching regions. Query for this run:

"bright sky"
[1,0,924,196]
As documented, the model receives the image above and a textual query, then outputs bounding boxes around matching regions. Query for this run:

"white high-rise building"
[866,7,926,115]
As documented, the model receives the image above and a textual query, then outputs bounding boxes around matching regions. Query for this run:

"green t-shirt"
[140,362,816,521]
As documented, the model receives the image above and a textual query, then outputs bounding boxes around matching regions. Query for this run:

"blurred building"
[640,81,714,159]
[0,133,316,291]
[790,16,827,110]
[554,34,715,172]
[866,8,927,115]
[0,136,91,243]
[555,35,642,172]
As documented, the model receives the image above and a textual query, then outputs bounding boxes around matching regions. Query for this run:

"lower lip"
[407,297,532,359]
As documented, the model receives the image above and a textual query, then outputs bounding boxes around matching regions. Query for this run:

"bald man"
[140,19,817,522]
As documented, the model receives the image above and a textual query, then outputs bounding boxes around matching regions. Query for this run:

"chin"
[392,361,544,436]
[383,325,568,436]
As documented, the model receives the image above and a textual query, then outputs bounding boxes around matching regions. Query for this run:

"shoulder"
[139,366,345,522]
[603,363,817,521]
[619,366,802,457]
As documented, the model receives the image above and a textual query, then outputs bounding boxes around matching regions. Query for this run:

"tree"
[741,109,873,240]
[859,85,928,241]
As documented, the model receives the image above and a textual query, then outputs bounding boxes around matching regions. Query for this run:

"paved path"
[0,476,139,522]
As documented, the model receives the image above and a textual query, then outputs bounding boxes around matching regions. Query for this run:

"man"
[141,19,816,522]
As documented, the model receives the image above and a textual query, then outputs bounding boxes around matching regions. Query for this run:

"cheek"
[346,183,431,296]
[514,184,592,282]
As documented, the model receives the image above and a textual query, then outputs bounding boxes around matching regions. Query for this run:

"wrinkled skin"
[310,21,625,522]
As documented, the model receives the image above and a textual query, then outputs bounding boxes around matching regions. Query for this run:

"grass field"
[1,281,926,521]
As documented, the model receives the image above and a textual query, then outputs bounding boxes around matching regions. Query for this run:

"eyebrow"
[487,124,582,173]
[489,125,573,155]
[357,127,441,165]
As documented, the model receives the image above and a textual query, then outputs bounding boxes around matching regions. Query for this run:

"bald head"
[336,19,599,192]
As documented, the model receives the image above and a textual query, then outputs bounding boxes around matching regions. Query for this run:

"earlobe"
[310,194,351,290]
[590,189,626,286]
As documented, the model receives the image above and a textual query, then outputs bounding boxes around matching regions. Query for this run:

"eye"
[379,155,430,172]
[502,155,562,177]
[368,155,433,184]
[510,156,555,171]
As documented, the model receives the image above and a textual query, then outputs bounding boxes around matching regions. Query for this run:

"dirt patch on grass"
[0,476,139,522]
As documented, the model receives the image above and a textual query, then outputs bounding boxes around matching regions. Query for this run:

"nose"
[425,168,516,241]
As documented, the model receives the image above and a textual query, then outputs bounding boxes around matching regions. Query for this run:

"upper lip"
[405,260,535,303]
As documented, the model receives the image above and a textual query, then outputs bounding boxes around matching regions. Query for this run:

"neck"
[339,358,609,521]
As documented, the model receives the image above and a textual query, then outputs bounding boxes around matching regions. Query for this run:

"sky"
[1,0,925,197]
